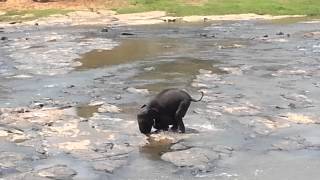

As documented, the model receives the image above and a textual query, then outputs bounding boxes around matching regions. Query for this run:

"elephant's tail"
[191,91,204,102]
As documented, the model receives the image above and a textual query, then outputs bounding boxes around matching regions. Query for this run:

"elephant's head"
[137,104,158,134]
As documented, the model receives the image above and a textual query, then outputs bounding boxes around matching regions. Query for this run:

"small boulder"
[37,165,77,180]
[92,159,127,173]
[1,36,8,41]
[161,147,220,170]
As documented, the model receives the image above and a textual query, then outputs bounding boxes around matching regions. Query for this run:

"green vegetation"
[0,9,72,22]
[117,0,320,16]
[0,0,319,22]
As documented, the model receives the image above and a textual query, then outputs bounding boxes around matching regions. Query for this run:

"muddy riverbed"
[0,17,320,180]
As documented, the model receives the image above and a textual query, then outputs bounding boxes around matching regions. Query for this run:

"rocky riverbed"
[0,14,320,179]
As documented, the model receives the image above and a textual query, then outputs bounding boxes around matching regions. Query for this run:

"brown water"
[76,38,179,70]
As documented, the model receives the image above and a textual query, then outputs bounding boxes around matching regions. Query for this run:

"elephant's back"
[153,88,191,113]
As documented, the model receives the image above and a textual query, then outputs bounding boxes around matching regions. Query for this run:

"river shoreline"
[0,10,307,28]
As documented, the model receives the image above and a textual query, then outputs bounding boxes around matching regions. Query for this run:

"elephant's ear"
[141,104,147,108]
[149,107,159,115]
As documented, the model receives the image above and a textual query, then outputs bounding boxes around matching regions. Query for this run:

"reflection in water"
[76,105,100,118]
[140,141,172,161]
[135,57,223,92]
[142,57,223,78]
[76,38,178,70]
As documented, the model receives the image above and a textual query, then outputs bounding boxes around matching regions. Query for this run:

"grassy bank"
[117,0,320,16]
[0,9,72,22]
[0,0,319,22]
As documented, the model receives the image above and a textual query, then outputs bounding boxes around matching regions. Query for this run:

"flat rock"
[0,152,27,168]
[161,147,220,169]
[223,104,260,116]
[37,164,77,180]
[272,136,311,151]
[92,159,127,173]
[10,133,29,143]
[88,101,105,106]
[126,87,149,95]
[170,143,189,151]
[3,172,51,180]
[280,113,315,124]
[97,104,121,113]
[0,129,9,137]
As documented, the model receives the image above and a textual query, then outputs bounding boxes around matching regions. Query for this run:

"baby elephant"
[137,88,203,134]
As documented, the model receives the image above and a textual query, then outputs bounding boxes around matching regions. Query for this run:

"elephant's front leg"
[154,117,169,131]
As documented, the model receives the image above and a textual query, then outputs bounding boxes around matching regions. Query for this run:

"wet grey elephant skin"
[137,88,204,134]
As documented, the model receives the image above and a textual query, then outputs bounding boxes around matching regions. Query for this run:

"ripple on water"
[4,33,118,76]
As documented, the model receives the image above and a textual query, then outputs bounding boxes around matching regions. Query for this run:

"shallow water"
[0,17,320,179]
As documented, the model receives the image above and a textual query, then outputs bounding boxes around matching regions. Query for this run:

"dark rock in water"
[263,34,269,38]
[101,27,109,32]
[9,21,21,24]
[288,103,297,109]
[276,32,284,35]
[121,32,135,36]
[200,33,215,38]
[163,18,177,23]
[37,165,77,180]
[30,101,45,109]
[34,23,39,26]
[114,94,122,100]
[167,18,176,23]
[200,33,208,37]
[1,36,8,41]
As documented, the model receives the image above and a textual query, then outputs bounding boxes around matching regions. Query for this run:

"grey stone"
[97,104,121,113]
[161,148,220,170]
[170,143,189,151]
[272,136,311,151]
[0,152,26,168]
[1,36,8,41]
[4,172,51,180]
[37,165,77,180]
[92,159,127,173]
[121,32,135,36]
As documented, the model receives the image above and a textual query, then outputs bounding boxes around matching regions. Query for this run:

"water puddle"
[76,38,179,70]
[139,143,172,161]
[134,57,224,92]
[76,105,100,119]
